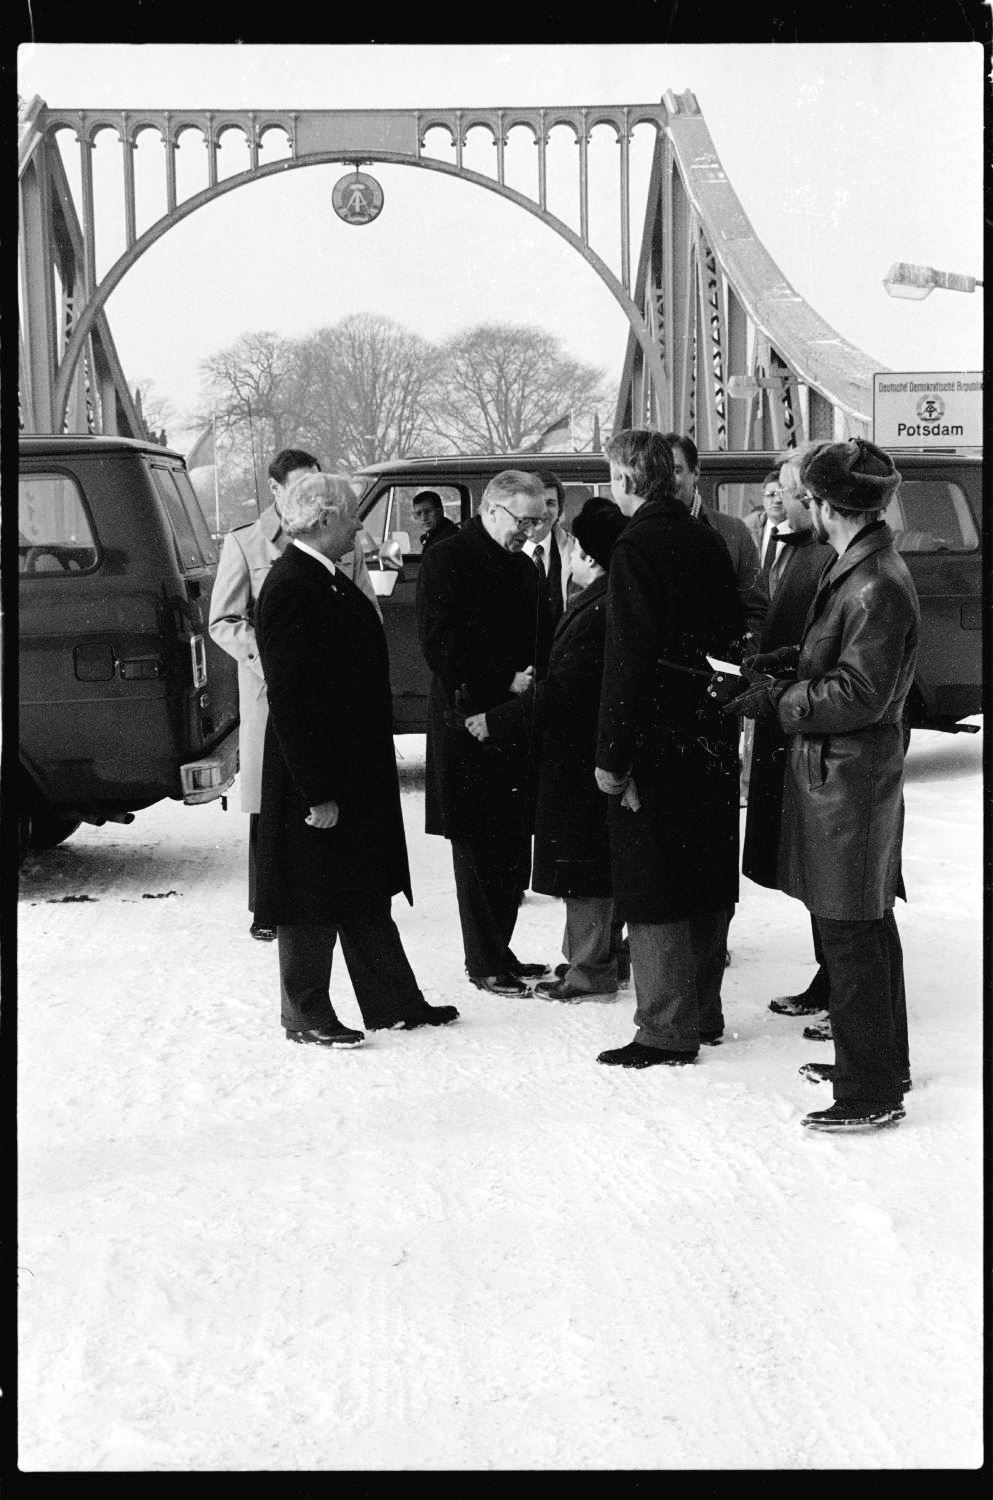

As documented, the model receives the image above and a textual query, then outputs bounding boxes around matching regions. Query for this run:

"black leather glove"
[742,645,799,679]
[721,674,784,721]
[443,684,477,730]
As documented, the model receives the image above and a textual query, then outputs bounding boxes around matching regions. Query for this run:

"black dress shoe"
[535,978,616,1002]
[369,1004,460,1031]
[699,1028,724,1046]
[799,1060,911,1091]
[803,1018,833,1041]
[597,1041,698,1068]
[510,961,549,979]
[468,972,532,996]
[802,1099,904,1131]
[554,962,569,979]
[250,922,277,942]
[769,992,826,1016]
[285,1023,364,1047]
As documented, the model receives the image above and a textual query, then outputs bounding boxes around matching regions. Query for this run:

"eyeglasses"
[764,488,783,498]
[492,503,544,532]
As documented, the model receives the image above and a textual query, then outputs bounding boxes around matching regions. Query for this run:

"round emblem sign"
[915,393,945,423]
[332,170,384,225]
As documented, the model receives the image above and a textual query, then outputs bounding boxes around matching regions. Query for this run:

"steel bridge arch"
[49,147,668,435]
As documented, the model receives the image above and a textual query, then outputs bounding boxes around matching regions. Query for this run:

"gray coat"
[775,524,919,920]
[208,502,378,813]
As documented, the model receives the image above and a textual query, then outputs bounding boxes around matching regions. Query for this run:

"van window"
[172,468,219,565]
[885,480,979,553]
[149,464,203,571]
[715,481,766,521]
[19,471,99,575]
[360,484,465,554]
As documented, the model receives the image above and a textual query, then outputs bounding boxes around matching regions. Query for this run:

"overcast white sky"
[18,42,984,448]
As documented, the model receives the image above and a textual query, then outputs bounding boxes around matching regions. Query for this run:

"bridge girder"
[19,92,881,449]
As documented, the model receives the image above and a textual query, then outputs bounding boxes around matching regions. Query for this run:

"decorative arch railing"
[18,92,879,446]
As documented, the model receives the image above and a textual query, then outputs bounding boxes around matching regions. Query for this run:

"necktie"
[533,546,547,587]
[761,526,780,587]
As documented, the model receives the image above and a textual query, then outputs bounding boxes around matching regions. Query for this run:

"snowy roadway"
[17,724,983,1471]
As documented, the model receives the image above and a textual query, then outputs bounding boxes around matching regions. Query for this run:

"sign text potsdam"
[873,371,982,448]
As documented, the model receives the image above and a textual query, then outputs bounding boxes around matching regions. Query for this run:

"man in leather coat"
[726,438,919,1132]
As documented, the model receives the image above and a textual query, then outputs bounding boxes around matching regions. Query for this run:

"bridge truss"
[18,89,877,447]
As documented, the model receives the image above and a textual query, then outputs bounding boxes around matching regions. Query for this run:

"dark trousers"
[629,908,730,1051]
[813,908,909,1103]
[277,901,425,1032]
[450,831,531,976]
[248,812,260,908]
[803,912,831,1009]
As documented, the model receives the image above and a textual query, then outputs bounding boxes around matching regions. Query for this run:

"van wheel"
[29,807,82,851]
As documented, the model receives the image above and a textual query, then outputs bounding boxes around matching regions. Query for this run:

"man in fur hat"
[724,438,919,1132]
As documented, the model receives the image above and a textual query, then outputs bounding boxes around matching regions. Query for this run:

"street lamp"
[882,262,983,300]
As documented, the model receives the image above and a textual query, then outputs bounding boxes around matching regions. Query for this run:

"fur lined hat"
[799,438,901,512]
[571,497,628,570]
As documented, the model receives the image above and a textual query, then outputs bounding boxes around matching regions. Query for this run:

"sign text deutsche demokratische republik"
[872,372,982,447]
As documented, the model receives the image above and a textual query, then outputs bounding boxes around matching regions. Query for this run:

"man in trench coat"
[416,470,554,997]
[253,472,458,1046]
[725,439,919,1131]
[594,429,746,1068]
[209,447,379,941]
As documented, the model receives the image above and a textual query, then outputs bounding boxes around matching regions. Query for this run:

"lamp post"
[882,262,983,300]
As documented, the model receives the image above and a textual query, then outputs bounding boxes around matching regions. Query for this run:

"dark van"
[352,448,983,737]
[18,434,240,858]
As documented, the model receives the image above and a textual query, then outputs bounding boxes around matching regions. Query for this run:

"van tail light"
[190,634,207,688]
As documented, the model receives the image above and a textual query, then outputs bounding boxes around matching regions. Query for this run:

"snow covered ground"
[17,723,984,1471]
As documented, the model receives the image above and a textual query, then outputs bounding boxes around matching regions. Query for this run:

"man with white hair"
[253,472,458,1047]
[417,470,554,996]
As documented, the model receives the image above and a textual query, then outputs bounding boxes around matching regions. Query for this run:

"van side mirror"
[380,536,407,571]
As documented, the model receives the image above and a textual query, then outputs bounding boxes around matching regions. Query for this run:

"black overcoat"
[596,497,745,924]
[416,516,552,842]
[252,544,412,925]
[487,575,612,897]
[742,529,834,888]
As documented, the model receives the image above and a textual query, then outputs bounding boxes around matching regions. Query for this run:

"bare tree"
[297,314,439,471]
[195,330,309,485]
[426,323,609,453]
[131,378,176,445]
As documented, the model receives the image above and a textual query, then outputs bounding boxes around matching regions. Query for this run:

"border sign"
[332,171,384,225]
[873,371,982,448]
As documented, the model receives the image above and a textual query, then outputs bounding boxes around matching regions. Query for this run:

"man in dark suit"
[417,470,554,997]
[742,446,835,1026]
[594,430,746,1068]
[412,490,459,551]
[253,472,458,1046]
[522,470,576,627]
[665,432,768,648]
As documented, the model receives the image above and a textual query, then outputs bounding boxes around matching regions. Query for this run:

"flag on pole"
[186,422,215,469]
[516,409,573,454]
[591,413,602,453]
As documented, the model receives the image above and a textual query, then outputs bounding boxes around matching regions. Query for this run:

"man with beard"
[725,439,918,1131]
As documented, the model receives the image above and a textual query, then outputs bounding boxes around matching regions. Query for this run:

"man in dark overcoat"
[725,439,919,1131]
[741,445,835,1022]
[594,430,746,1068]
[464,497,629,1000]
[416,470,554,996]
[253,472,458,1046]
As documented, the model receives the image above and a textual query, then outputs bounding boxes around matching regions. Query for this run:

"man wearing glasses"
[745,470,789,561]
[725,438,919,1132]
[417,471,555,996]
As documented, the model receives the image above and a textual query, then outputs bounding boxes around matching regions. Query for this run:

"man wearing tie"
[522,470,575,627]
[747,470,788,564]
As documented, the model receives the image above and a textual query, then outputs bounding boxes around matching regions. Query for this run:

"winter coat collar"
[259,502,282,544]
[624,494,690,527]
[814,523,897,606]
[557,572,607,632]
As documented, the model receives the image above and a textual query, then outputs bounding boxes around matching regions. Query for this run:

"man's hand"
[305,800,340,829]
[465,713,490,742]
[722,676,782,722]
[595,767,631,797]
[620,778,641,812]
[742,645,799,679]
[509,666,534,695]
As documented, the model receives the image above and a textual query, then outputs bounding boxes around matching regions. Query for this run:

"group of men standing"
[208,426,919,1135]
